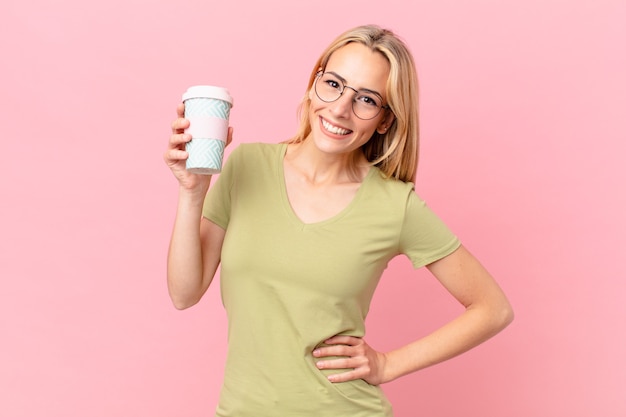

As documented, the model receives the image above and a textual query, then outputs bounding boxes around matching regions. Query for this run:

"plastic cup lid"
[182,85,234,106]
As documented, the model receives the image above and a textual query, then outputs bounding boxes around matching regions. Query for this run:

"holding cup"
[182,85,234,174]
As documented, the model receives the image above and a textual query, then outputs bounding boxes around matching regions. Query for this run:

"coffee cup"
[182,85,234,174]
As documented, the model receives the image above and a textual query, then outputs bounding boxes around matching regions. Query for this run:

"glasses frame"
[313,71,390,120]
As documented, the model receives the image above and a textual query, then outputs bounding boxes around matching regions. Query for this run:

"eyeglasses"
[314,71,389,120]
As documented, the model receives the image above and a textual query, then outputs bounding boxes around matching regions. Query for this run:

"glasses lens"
[353,92,383,120]
[315,73,343,102]
[314,72,384,120]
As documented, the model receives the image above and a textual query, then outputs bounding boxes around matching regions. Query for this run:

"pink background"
[2,0,625,416]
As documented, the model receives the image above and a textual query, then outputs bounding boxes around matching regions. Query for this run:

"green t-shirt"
[203,143,460,417]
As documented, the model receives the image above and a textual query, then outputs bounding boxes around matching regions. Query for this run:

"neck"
[285,139,369,185]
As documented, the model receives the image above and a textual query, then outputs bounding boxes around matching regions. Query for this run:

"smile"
[321,117,352,136]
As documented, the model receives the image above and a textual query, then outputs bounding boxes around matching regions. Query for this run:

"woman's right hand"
[163,102,232,192]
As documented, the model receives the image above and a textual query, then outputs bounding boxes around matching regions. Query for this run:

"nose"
[329,88,357,118]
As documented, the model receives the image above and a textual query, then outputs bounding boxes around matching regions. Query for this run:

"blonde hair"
[288,25,420,183]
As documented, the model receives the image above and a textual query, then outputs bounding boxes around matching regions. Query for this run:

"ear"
[376,110,396,134]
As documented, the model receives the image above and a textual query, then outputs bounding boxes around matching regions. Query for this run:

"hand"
[313,335,388,385]
[163,102,233,191]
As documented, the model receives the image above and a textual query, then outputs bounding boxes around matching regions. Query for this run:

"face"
[307,42,394,158]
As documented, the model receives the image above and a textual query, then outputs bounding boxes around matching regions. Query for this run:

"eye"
[324,79,341,90]
[325,79,340,89]
[321,74,342,91]
[356,94,381,108]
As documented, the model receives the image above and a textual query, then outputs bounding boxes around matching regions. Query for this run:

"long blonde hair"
[288,25,420,183]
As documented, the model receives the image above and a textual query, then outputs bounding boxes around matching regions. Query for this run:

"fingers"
[323,335,359,346]
[323,367,366,383]
[163,133,188,166]
[313,338,363,358]
[315,355,368,372]
[171,102,189,135]
[176,102,185,118]
[171,116,190,134]
[313,342,367,370]
[312,336,386,385]
[314,354,370,383]
[164,131,190,160]
[163,148,188,166]
[168,102,191,154]
[312,337,366,377]
[169,131,191,149]
[164,106,191,168]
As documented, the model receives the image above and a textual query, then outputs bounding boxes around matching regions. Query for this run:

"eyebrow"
[326,71,384,100]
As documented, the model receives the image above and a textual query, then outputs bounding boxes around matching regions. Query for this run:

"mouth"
[320,117,352,136]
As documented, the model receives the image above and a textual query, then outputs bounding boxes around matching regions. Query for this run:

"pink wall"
[2,0,624,416]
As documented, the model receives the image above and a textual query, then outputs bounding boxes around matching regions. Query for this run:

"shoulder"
[356,167,423,227]
[366,166,418,202]
[221,142,284,182]
[230,142,285,159]
[364,167,442,221]
[223,142,284,172]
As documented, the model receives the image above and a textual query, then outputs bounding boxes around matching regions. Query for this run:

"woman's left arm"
[314,245,514,384]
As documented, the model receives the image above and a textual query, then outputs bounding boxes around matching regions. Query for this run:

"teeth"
[322,118,351,135]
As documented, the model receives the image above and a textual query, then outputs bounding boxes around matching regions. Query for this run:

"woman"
[164,25,513,417]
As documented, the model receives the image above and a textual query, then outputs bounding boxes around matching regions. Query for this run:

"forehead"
[325,42,390,92]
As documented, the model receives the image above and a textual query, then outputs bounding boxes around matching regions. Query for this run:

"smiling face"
[307,42,394,160]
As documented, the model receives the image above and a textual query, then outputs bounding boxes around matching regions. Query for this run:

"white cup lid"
[182,85,234,106]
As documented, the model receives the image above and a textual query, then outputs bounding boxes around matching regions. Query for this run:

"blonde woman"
[164,24,513,417]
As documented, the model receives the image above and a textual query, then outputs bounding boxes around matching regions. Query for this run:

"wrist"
[177,184,210,211]
[178,177,211,199]
[381,349,412,383]
[380,351,397,384]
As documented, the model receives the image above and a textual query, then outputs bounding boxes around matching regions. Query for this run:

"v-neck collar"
[276,143,375,229]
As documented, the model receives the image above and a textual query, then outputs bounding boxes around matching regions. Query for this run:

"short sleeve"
[201,145,241,229]
[399,192,461,268]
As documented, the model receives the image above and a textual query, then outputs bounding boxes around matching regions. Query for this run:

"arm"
[382,244,514,381]
[164,103,230,309]
[314,245,514,384]
[167,199,225,310]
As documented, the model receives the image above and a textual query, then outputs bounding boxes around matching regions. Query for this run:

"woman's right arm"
[164,103,230,309]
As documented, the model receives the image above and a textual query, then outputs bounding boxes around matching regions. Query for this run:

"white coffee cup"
[182,85,234,174]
